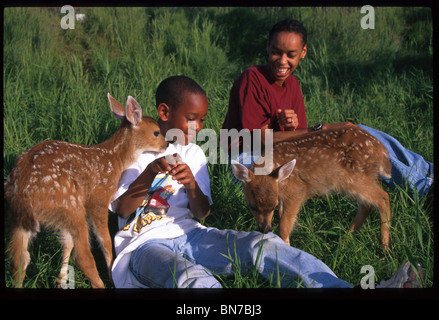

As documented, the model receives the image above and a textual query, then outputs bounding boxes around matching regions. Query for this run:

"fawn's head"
[232,159,296,233]
[108,93,168,154]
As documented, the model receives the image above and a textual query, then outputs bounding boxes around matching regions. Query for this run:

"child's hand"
[147,156,176,175]
[168,161,210,220]
[277,108,298,131]
[169,163,196,190]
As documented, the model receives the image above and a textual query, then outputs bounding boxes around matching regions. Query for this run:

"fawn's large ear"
[126,96,143,126]
[231,160,254,183]
[108,93,126,121]
[270,159,296,182]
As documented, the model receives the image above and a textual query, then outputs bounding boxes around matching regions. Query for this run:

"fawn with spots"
[232,125,392,250]
[5,94,168,288]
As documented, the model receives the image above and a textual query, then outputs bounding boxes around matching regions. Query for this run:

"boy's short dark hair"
[268,19,307,46]
[156,75,206,109]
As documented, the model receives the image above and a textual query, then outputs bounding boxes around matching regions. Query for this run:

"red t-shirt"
[222,65,307,149]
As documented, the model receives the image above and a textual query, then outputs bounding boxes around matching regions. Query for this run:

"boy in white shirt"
[109,76,419,288]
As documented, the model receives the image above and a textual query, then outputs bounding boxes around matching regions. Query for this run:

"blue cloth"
[129,227,351,288]
[358,125,433,198]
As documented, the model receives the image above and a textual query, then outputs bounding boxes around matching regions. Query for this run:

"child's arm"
[261,121,357,145]
[115,157,175,218]
[169,163,211,220]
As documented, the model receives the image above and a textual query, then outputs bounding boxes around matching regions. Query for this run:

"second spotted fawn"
[232,125,392,250]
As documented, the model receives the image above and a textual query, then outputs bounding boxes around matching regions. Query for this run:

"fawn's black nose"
[258,224,272,234]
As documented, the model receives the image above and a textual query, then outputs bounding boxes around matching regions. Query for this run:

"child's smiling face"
[158,92,208,145]
[266,31,307,86]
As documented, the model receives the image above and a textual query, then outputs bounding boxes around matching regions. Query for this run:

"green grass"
[3,7,433,288]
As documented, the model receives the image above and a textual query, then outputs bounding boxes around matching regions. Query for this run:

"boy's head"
[266,19,307,86]
[156,76,208,145]
[268,19,307,47]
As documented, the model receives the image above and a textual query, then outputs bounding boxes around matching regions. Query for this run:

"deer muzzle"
[258,222,272,234]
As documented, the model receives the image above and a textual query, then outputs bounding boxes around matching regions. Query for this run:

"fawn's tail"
[379,147,392,179]
[5,172,39,287]
[5,170,40,234]
[8,225,32,288]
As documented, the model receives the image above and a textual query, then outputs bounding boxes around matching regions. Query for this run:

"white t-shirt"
[109,142,212,288]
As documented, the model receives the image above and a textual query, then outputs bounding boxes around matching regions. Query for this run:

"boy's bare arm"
[186,184,211,220]
[170,163,211,220]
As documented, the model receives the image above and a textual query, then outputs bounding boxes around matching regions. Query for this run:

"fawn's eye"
[153,131,160,137]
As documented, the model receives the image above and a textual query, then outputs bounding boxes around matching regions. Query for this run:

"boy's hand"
[277,108,298,131]
[147,154,196,189]
[147,156,176,175]
[169,161,210,220]
[169,163,196,190]
[147,154,210,220]
[116,155,179,218]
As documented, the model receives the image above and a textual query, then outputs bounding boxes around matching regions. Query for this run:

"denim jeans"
[129,227,351,288]
[358,125,433,198]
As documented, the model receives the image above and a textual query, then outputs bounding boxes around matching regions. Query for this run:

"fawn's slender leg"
[278,199,302,246]
[70,212,105,288]
[57,228,74,288]
[88,206,113,281]
[348,181,391,250]
[375,188,391,250]
[349,203,373,233]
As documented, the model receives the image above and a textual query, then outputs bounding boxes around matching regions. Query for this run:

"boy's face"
[266,31,307,86]
[158,92,208,145]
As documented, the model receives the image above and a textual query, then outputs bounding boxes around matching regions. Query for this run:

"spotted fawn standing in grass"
[5,94,169,288]
[232,125,392,250]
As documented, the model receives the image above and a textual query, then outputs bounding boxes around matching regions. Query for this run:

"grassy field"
[3,7,434,289]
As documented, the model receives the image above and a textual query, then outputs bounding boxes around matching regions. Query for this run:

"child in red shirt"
[223,65,307,134]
